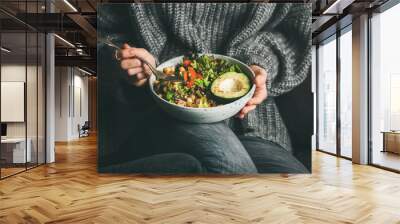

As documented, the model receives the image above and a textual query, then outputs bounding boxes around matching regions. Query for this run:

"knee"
[184,125,258,174]
[148,121,258,174]
[189,144,258,174]
[197,155,258,174]
[171,153,204,173]
[241,137,308,173]
[99,153,204,174]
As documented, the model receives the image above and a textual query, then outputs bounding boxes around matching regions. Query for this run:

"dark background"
[97,4,313,172]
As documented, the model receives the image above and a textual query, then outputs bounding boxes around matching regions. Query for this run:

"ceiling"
[0,0,392,74]
[1,32,45,61]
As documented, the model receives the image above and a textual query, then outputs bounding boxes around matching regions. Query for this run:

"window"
[0,1,47,179]
[316,26,353,159]
[317,35,337,154]
[339,28,352,158]
[370,2,400,171]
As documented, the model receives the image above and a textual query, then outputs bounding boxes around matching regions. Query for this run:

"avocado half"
[210,72,251,102]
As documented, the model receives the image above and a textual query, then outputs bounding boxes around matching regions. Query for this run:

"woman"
[98,3,311,173]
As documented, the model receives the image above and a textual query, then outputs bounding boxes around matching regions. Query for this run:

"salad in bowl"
[149,53,255,123]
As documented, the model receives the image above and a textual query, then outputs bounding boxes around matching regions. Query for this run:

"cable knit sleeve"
[226,4,312,97]
[129,4,168,65]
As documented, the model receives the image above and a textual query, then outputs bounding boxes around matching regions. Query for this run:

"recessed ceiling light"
[54,34,75,48]
[63,0,78,12]
[78,67,92,76]
[322,0,354,15]
[1,47,11,53]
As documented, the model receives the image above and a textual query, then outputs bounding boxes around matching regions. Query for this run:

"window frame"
[367,0,400,173]
[315,24,353,160]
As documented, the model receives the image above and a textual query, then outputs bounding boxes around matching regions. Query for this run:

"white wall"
[1,64,43,137]
[55,67,89,141]
[1,65,29,141]
[1,82,25,122]
[71,73,89,138]
[1,63,46,163]
[55,67,70,141]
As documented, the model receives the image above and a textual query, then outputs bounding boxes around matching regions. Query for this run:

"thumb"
[122,43,131,49]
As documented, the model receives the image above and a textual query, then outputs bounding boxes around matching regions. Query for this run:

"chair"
[79,121,90,138]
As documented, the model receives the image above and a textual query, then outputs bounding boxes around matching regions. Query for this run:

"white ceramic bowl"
[148,54,256,123]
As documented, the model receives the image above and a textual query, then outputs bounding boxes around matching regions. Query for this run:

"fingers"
[136,72,147,80]
[121,57,152,78]
[254,69,267,86]
[122,58,142,70]
[131,72,147,87]
[250,64,267,75]
[120,47,155,66]
[237,105,257,119]
[122,43,131,49]
[127,67,142,76]
[237,64,268,119]
[241,105,257,116]
[132,78,147,87]
[247,64,268,105]
[126,65,150,80]
[129,72,147,82]
[120,47,146,59]
[250,65,267,88]
[247,87,267,105]
[142,64,152,76]
[119,45,156,87]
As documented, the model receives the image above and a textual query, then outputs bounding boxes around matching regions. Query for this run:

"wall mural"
[97,3,312,174]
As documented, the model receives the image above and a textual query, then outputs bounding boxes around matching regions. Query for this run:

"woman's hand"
[237,65,268,119]
[120,44,156,87]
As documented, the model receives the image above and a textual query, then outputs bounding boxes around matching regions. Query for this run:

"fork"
[98,37,179,81]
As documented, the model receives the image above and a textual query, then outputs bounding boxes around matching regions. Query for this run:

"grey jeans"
[101,109,308,174]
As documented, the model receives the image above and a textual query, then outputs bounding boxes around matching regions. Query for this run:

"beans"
[163,67,175,75]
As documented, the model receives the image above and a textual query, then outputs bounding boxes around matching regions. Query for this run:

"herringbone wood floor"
[1,135,400,224]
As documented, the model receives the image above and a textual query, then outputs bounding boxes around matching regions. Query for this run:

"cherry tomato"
[183,59,191,67]
[188,67,196,80]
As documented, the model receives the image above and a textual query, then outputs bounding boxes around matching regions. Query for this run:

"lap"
[239,136,308,173]
[117,108,307,174]
[143,109,257,174]
[99,153,203,174]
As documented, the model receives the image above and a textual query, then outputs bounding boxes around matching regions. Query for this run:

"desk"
[382,131,400,154]
[1,138,31,163]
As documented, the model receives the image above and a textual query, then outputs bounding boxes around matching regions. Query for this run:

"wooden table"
[381,131,400,154]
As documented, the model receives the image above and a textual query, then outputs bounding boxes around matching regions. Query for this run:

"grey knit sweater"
[99,3,312,151]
